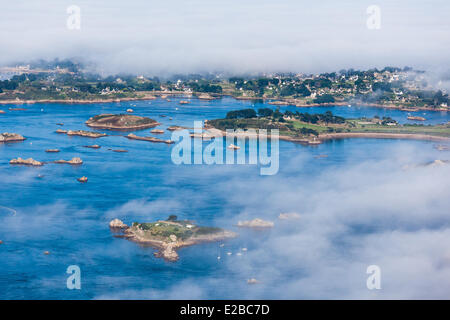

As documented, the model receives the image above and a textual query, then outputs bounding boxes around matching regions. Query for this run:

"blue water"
[0,97,449,299]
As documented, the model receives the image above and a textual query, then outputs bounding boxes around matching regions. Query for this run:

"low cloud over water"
[97,142,450,299]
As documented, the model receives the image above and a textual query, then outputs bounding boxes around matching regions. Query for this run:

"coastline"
[122,226,237,262]
[270,100,448,112]
[0,91,448,113]
[204,126,450,145]
[318,132,450,142]
[0,93,158,105]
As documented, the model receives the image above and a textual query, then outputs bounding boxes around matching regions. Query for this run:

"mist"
[95,142,450,299]
[1,0,449,75]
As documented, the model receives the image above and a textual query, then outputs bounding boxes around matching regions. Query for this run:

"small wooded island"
[86,114,160,130]
[110,216,237,262]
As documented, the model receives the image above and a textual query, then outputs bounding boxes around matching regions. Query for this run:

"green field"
[132,219,224,242]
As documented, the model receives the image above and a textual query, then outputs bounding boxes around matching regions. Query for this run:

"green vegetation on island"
[85,114,160,130]
[111,215,237,262]
[207,108,450,144]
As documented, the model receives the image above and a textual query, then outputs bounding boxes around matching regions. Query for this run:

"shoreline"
[0,92,448,113]
[122,227,237,262]
[0,93,158,105]
[204,127,450,145]
[317,132,450,142]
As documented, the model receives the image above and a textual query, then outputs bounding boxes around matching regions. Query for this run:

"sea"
[0,96,449,299]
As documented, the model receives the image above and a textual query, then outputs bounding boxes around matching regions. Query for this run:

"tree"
[257,78,269,88]
[167,215,178,221]
[372,82,392,92]
[257,108,274,117]
[226,109,257,119]
[296,83,311,97]
[272,109,284,120]
[280,85,296,96]
[313,94,335,104]
[433,90,448,106]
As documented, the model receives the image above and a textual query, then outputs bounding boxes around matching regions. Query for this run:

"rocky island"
[85,114,160,131]
[407,116,426,121]
[0,133,26,143]
[67,130,107,138]
[237,218,274,228]
[56,129,107,138]
[126,133,174,144]
[167,126,185,131]
[54,157,83,165]
[111,216,237,262]
[10,157,43,166]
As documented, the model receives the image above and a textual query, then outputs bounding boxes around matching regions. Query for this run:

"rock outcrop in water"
[151,129,165,134]
[77,176,88,183]
[197,94,216,100]
[67,130,107,138]
[227,144,240,150]
[45,149,60,153]
[0,133,26,143]
[278,213,301,220]
[83,145,101,149]
[109,219,128,229]
[247,278,261,285]
[167,126,185,131]
[86,114,160,130]
[112,217,237,262]
[56,129,105,138]
[237,218,274,228]
[126,133,174,144]
[54,157,83,165]
[407,116,426,121]
[10,157,43,166]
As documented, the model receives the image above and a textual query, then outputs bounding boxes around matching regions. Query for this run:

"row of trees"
[226,108,345,125]
[187,82,222,93]
[226,109,257,119]
[0,80,19,91]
